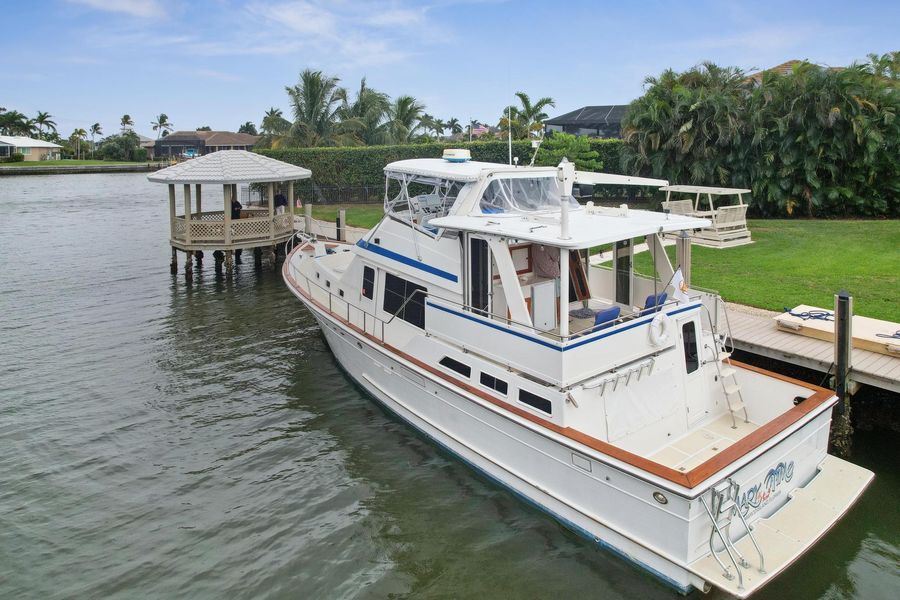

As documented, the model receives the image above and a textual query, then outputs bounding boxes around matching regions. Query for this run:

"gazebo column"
[193,184,203,264]
[168,184,177,274]
[183,184,193,279]
[267,182,276,265]
[224,183,234,278]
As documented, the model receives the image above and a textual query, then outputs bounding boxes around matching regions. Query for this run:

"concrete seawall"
[0,163,166,176]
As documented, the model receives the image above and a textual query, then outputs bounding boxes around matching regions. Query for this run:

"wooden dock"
[725,303,900,394]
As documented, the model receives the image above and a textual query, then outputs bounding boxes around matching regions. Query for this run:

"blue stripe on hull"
[356,239,458,282]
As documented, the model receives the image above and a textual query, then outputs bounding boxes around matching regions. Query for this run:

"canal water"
[0,173,897,600]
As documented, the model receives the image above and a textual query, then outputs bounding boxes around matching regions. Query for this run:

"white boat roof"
[660,185,750,195]
[384,158,556,182]
[430,209,710,249]
[148,150,311,184]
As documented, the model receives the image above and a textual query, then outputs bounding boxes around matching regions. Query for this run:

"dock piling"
[337,209,346,242]
[304,204,312,234]
[170,247,178,274]
[225,250,234,278]
[831,291,853,455]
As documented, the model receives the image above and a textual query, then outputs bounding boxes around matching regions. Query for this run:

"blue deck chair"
[592,306,621,332]
[640,292,668,316]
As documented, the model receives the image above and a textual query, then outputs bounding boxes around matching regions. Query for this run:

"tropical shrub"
[621,57,899,217]
[533,132,602,171]
[2,153,25,163]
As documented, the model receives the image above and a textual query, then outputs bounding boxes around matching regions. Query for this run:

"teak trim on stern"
[283,246,835,491]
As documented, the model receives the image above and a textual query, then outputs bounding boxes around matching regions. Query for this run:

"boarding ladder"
[703,298,749,428]
[699,478,766,591]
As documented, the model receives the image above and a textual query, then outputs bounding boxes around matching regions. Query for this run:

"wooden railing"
[171,210,294,245]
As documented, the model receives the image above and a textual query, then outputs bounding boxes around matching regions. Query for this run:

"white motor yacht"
[283,151,873,597]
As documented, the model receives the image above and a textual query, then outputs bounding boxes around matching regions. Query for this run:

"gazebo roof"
[147,150,311,184]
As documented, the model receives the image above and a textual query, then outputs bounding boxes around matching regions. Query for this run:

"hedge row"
[258,139,625,191]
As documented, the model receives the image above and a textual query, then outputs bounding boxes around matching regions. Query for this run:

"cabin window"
[480,372,508,395]
[362,266,375,300]
[682,321,699,374]
[614,239,632,305]
[519,389,552,415]
[470,238,490,315]
[439,356,471,378]
[383,273,426,328]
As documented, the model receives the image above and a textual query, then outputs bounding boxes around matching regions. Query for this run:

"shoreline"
[0,163,166,176]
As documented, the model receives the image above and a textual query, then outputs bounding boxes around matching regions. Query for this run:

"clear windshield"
[479,177,578,214]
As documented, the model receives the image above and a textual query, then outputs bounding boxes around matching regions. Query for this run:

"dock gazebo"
[148,150,311,277]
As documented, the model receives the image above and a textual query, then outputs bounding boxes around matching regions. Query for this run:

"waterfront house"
[0,135,63,161]
[544,105,629,138]
[154,130,261,159]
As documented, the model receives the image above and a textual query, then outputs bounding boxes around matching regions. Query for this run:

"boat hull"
[310,309,708,594]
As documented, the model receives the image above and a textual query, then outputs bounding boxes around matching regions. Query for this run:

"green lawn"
[298,208,898,322]
[1,160,154,167]
[295,203,385,229]
[634,220,899,321]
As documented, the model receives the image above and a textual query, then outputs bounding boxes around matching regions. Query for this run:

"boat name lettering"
[738,460,794,516]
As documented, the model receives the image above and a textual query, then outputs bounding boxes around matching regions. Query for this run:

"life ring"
[649,313,671,347]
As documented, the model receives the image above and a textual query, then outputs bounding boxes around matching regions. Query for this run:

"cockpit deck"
[648,413,761,472]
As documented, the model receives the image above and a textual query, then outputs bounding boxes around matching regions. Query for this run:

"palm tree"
[0,110,33,136]
[120,114,134,131]
[89,123,103,158]
[419,112,436,139]
[285,69,347,147]
[151,113,173,139]
[387,95,426,143]
[261,107,290,136]
[71,128,88,159]
[432,118,446,140]
[513,92,555,138]
[238,121,257,135]
[337,78,391,145]
[498,105,526,140]
[34,111,57,139]
[446,117,463,137]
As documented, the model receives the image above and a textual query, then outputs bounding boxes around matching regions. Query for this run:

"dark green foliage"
[2,152,25,163]
[97,131,143,161]
[622,57,899,217]
[259,139,624,194]
[533,132,602,171]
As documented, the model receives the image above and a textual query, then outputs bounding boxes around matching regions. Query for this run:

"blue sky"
[2,0,898,138]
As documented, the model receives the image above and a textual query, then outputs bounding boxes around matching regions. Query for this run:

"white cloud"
[247,1,337,35]
[367,8,426,27]
[67,0,166,18]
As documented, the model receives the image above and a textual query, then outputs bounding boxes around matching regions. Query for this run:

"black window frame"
[362,266,375,300]
[439,356,471,378]
[480,372,508,395]
[519,389,552,415]
[382,272,426,329]
[682,321,699,374]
